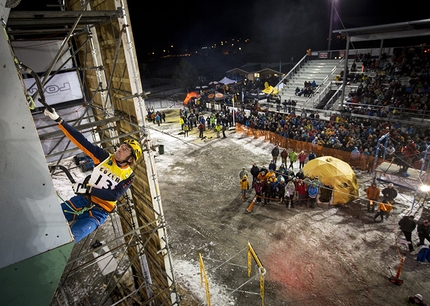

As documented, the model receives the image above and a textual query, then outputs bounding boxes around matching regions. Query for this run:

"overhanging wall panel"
[0,2,74,304]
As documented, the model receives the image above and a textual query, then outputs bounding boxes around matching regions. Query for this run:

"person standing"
[308,150,316,161]
[366,182,380,212]
[239,167,249,179]
[277,177,286,205]
[417,220,430,247]
[240,174,250,201]
[298,150,307,170]
[268,159,276,171]
[250,163,260,186]
[271,145,280,164]
[350,146,361,169]
[183,124,189,137]
[253,179,263,203]
[222,124,227,138]
[44,108,141,243]
[215,123,222,138]
[179,116,185,130]
[307,181,319,208]
[198,121,204,138]
[398,215,417,252]
[382,183,398,203]
[155,112,161,126]
[296,179,307,207]
[285,179,296,208]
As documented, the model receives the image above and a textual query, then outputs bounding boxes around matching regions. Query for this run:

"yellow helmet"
[124,139,142,161]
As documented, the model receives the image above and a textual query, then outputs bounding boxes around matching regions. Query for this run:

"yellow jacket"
[378,202,393,212]
[240,175,249,190]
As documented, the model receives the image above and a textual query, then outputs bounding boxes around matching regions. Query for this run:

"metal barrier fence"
[236,124,383,172]
[145,99,183,110]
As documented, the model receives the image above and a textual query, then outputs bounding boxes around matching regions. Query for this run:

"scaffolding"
[4,0,179,305]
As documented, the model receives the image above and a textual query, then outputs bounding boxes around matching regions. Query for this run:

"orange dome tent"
[184,92,200,105]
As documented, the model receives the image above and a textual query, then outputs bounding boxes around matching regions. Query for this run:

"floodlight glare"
[419,184,430,192]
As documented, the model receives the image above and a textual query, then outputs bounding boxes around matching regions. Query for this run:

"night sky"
[128,0,428,60]
[12,0,429,61]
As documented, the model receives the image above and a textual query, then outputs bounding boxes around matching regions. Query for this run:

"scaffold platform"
[375,161,428,190]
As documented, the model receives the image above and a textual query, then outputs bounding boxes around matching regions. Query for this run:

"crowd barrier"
[236,124,383,172]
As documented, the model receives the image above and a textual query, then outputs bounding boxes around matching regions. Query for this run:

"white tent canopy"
[218,77,236,85]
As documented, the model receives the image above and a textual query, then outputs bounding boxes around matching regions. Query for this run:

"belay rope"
[49,165,94,215]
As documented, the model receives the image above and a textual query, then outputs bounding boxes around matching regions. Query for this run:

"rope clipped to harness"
[56,192,94,215]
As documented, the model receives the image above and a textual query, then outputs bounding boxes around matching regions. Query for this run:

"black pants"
[374,211,387,221]
[402,231,414,251]
[418,234,430,246]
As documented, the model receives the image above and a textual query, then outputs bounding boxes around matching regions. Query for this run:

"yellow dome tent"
[302,156,358,204]
[262,82,279,95]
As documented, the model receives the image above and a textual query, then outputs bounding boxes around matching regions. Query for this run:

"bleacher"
[258,57,356,111]
[255,47,430,127]
[279,59,343,105]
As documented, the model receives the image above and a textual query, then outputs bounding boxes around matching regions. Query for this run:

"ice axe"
[388,257,405,285]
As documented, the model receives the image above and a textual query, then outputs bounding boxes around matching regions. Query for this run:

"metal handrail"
[303,59,344,108]
[273,54,308,94]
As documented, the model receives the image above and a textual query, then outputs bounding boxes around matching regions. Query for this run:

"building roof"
[333,19,430,42]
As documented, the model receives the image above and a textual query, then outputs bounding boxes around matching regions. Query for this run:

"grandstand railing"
[273,54,309,93]
[341,101,430,122]
[303,60,343,109]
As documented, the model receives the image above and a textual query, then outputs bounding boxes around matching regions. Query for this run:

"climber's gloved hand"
[44,108,62,122]
[73,183,92,195]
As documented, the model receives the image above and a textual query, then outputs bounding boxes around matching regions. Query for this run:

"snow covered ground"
[51,107,430,305]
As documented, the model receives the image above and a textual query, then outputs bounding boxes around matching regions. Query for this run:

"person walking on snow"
[288,149,298,169]
[44,108,142,243]
[271,145,280,164]
[374,200,393,222]
[398,215,416,252]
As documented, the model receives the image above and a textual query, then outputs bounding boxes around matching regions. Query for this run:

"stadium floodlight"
[419,184,430,192]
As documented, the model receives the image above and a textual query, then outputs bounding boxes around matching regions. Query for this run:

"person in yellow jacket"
[215,123,222,138]
[374,200,393,222]
[366,182,380,212]
[240,174,250,201]
[179,116,185,130]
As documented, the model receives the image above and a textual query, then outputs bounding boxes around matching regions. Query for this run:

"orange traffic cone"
[246,196,258,213]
